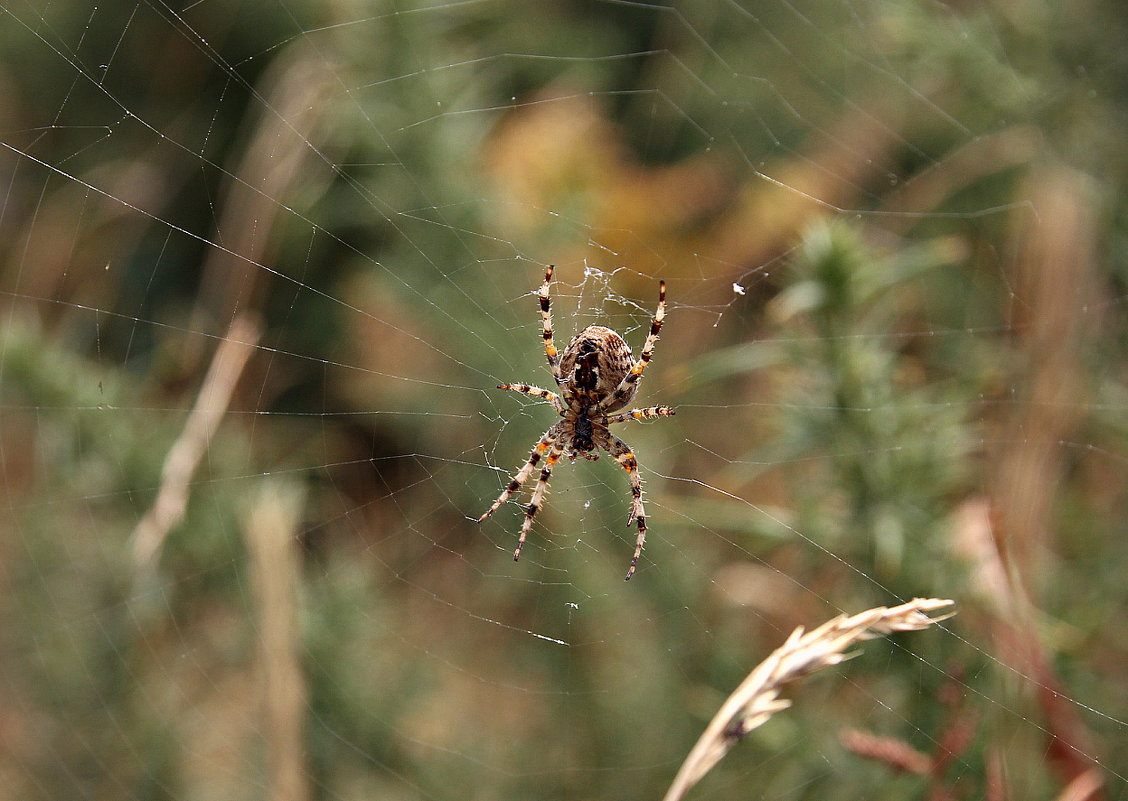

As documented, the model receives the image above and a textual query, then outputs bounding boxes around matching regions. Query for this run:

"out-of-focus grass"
[1,1,1127,800]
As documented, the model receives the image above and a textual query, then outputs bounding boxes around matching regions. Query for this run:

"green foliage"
[774,224,975,589]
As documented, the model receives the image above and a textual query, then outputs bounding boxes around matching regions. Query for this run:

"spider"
[478,265,674,580]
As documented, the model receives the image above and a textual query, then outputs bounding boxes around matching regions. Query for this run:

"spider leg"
[539,265,564,386]
[498,383,566,415]
[478,424,560,523]
[514,436,566,563]
[599,280,666,412]
[602,432,649,580]
[606,405,676,425]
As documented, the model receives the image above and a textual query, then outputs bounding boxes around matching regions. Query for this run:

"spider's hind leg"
[602,432,649,580]
[478,425,559,523]
[515,437,566,563]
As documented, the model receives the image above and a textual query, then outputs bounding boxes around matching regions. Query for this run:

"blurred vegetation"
[1,1,1127,800]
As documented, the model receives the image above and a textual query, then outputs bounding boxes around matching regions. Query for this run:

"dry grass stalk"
[245,480,310,801]
[838,668,982,800]
[662,598,955,801]
[953,500,1107,800]
[839,728,932,776]
[993,166,1094,581]
[1053,769,1105,801]
[130,314,260,570]
[195,49,333,326]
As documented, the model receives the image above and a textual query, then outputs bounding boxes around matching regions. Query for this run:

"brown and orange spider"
[479,265,674,579]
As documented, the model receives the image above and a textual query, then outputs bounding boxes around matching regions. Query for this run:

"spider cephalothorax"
[478,266,674,580]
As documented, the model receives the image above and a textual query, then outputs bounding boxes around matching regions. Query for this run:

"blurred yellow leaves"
[481,91,915,279]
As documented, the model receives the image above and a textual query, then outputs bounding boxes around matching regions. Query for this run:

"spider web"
[1,1,1126,799]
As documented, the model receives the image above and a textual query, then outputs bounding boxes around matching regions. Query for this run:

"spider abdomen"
[559,325,636,410]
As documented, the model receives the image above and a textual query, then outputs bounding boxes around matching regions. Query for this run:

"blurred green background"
[1,1,1126,799]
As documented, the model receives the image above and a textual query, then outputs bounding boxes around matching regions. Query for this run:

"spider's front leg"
[539,265,564,386]
[602,432,649,580]
[599,279,666,413]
